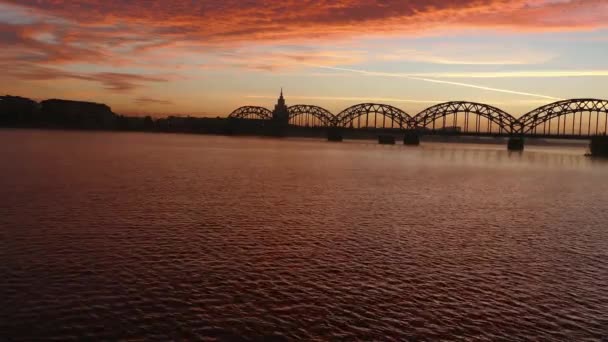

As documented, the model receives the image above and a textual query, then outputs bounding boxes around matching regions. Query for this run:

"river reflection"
[1,130,607,340]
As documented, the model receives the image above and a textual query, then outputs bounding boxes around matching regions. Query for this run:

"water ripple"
[1,131,607,340]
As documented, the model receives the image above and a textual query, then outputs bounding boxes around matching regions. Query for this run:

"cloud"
[207,48,367,71]
[94,73,167,91]
[1,0,606,100]
[1,0,606,70]
[135,97,173,105]
[1,62,169,91]
[3,1,607,48]
[0,21,113,65]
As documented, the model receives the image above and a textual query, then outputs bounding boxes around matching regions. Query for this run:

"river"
[1,129,607,340]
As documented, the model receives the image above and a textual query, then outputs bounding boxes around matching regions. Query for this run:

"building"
[272,89,289,126]
[40,99,117,129]
[0,95,40,125]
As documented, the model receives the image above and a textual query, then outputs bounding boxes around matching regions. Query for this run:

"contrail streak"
[406,70,608,78]
[407,76,563,100]
[314,65,564,101]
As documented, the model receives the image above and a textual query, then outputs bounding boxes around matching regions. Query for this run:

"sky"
[1,0,608,118]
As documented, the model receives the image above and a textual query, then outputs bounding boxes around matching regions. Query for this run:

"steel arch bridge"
[288,105,335,127]
[518,99,608,136]
[228,106,272,120]
[226,99,608,139]
[412,101,519,135]
[335,103,412,129]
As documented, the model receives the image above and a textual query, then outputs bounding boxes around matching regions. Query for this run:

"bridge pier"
[378,135,396,145]
[403,130,420,146]
[327,128,343,142]
[589,135,608,157]
[508,136,525,151]
[267,122,287,137]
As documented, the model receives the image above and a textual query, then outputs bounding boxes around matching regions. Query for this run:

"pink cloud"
[2,1,605,67]
[1,0,606,94]
[3,1,606,47]
[1,61,169,91]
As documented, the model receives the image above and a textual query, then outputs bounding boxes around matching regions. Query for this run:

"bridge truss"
[226,99,608,138]
[335,103,411,129]
[228,106,272,120]
[412,101,519,135]
[288,105,335,127]
[518,99,608,136]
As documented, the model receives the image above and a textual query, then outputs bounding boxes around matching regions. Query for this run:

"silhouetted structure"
[0,95,40,126]
[116,115,155,131]
[2,93,608,153]
[273,89,289,126]
[156,116,267,135]
[228,98,608,149]
[327,127,343,142]
[40,99,117,129]
[589,135,608,157]
[508,137,525,151]
[378,135,396,145]
[229,99,608,135]
[403,130,420,145]
[268,89,290,136]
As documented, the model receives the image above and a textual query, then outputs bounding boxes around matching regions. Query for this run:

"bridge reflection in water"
[228,98,608,150]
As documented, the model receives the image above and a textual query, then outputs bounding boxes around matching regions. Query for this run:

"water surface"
[1,130,607,340]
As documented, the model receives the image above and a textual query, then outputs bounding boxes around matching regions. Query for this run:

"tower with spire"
[272,88,289,126]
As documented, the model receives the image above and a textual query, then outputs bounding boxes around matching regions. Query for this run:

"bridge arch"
[518,99,608,135]
[228,106,272,120]
[335,103,412,129]
[413,101,518,135]
[288,105,335,127]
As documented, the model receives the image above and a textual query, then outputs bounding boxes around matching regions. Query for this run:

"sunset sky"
[1,0,607,117]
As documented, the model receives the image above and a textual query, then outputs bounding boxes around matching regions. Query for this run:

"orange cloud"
[1,62,170,91]
[3,0,607,48]
[1,0,606,95]
[2,1,606,67]
[207,48,367,71]
[135,97,173,105]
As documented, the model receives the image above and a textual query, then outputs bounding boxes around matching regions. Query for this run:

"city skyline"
[2,0,608,117]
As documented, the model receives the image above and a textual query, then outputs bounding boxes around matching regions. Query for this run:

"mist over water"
[1,130,607,340]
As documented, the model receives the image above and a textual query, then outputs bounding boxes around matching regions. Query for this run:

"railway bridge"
[228,92,608,150]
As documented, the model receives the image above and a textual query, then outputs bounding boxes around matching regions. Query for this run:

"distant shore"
[0,126,590,150]
[0,94,594,150]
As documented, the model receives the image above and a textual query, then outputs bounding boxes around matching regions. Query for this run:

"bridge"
[228,96,608,150]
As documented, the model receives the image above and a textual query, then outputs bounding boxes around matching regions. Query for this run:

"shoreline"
[0,126,591,149]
